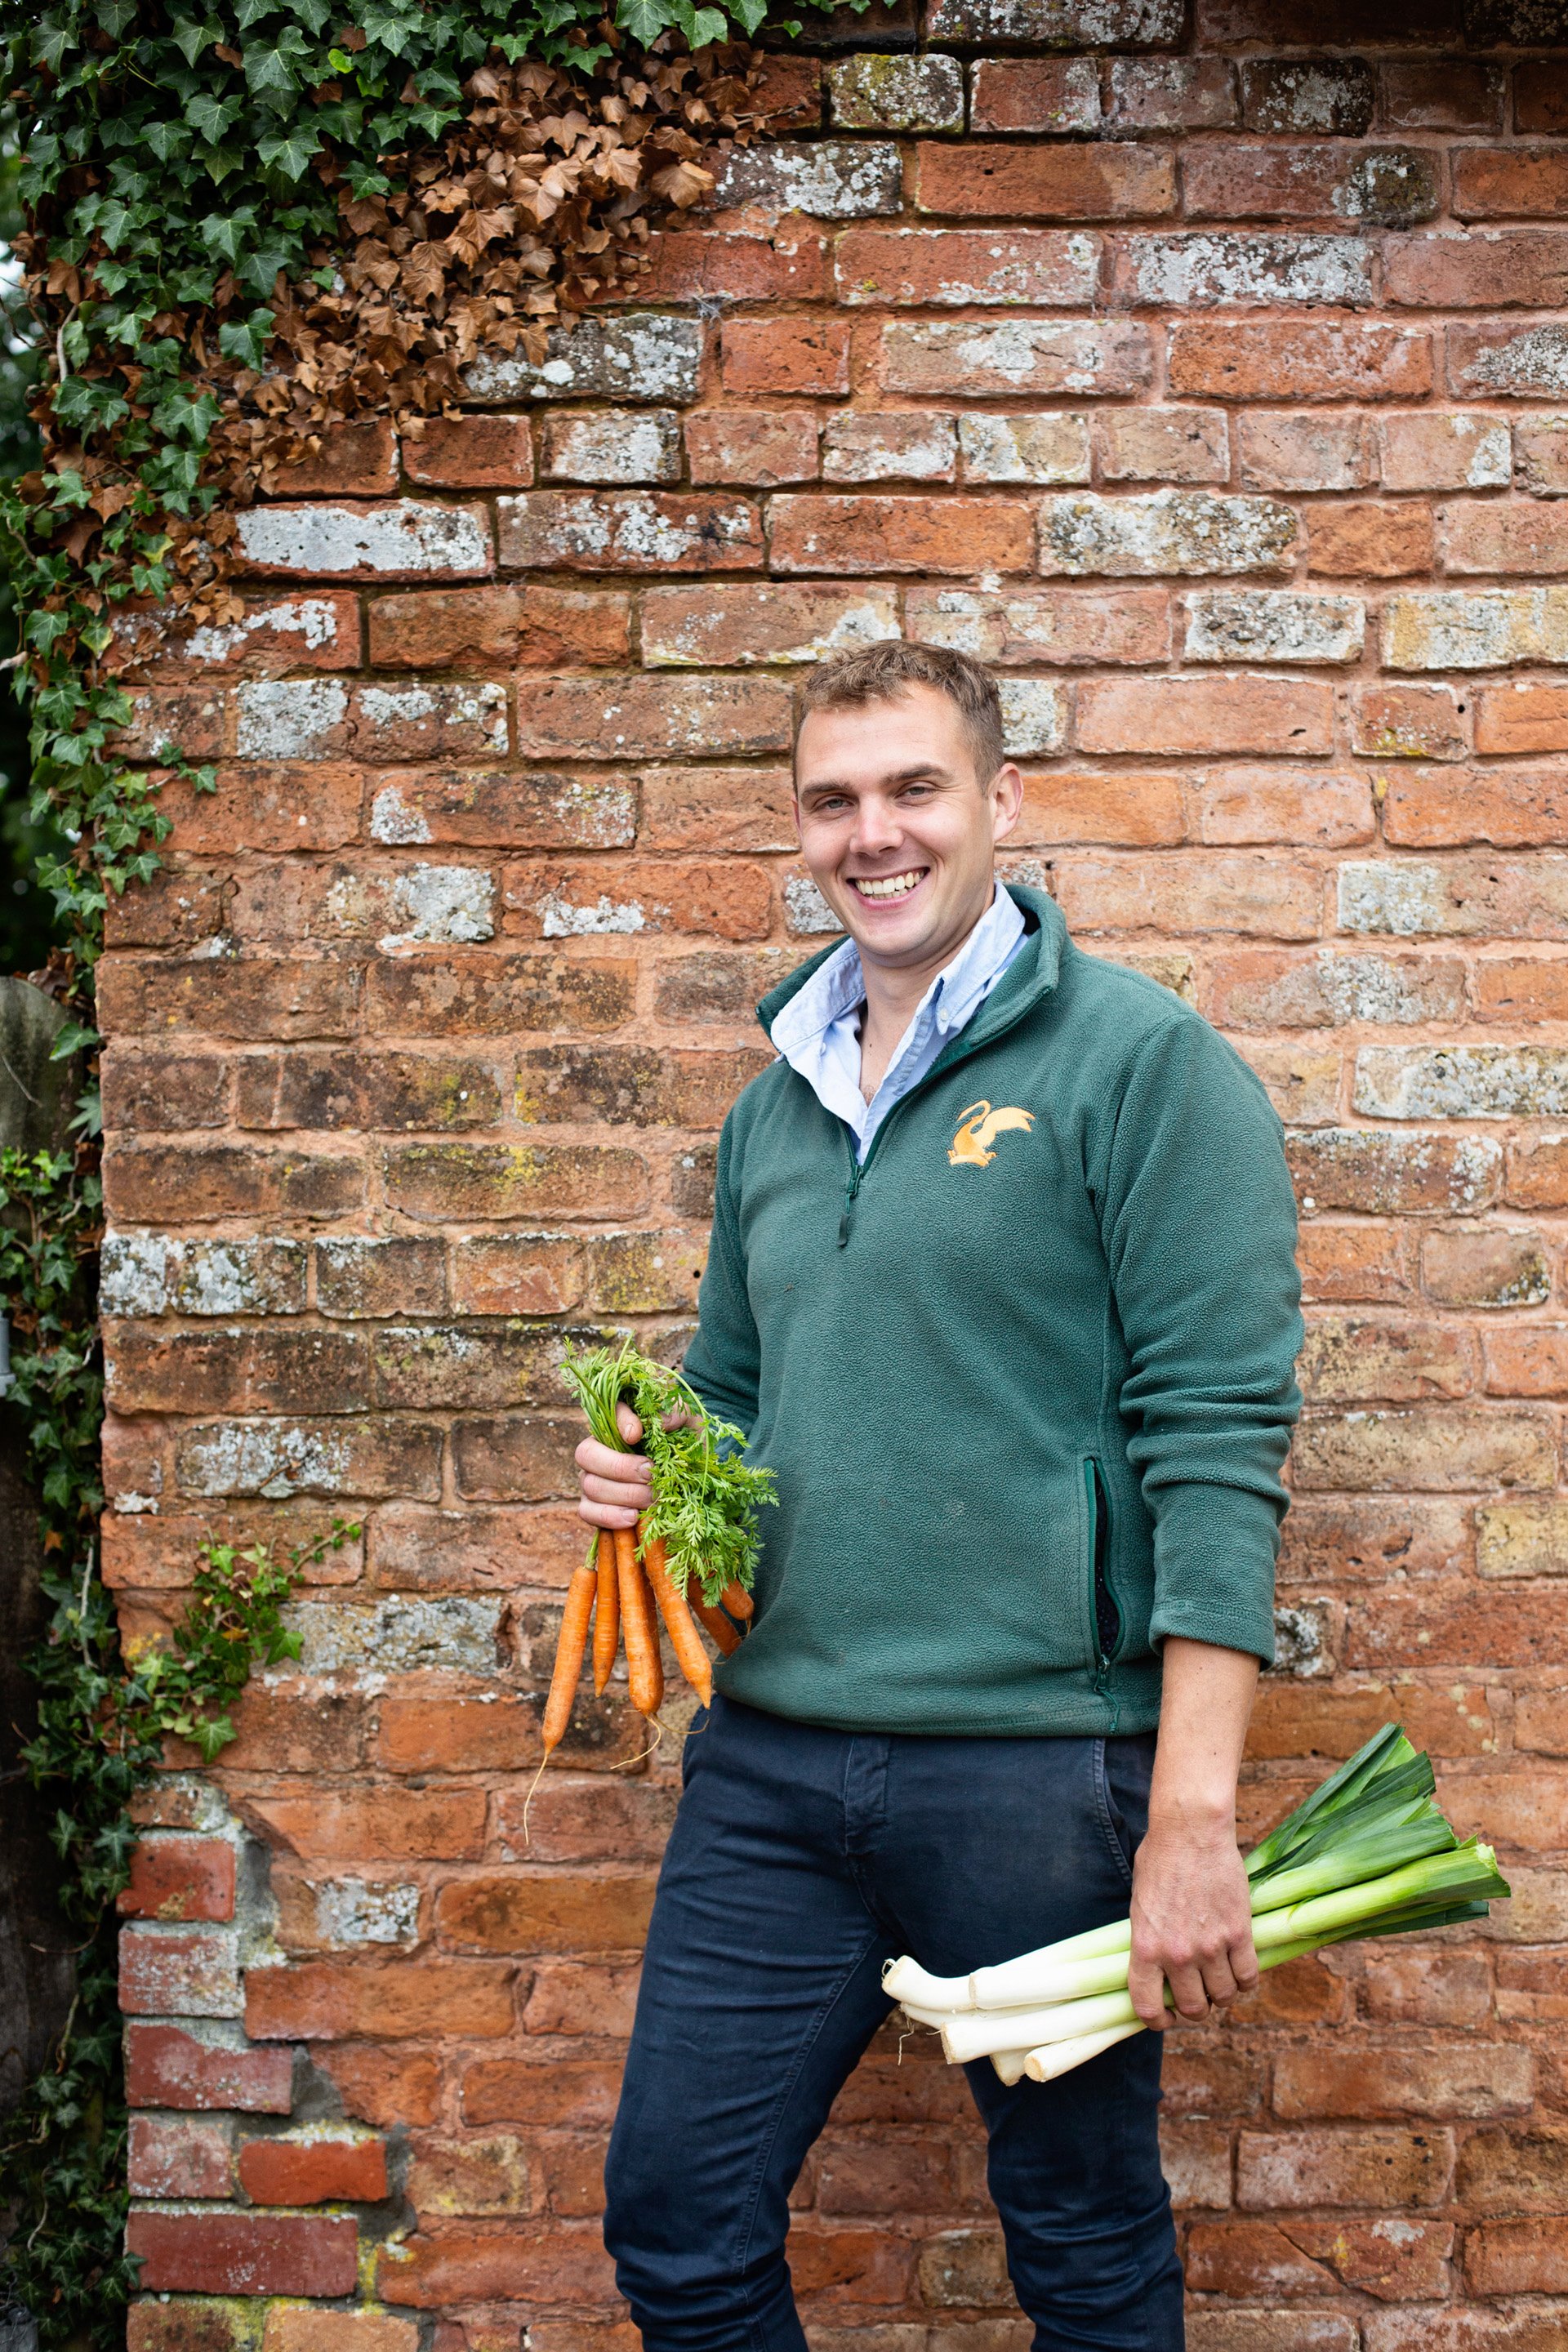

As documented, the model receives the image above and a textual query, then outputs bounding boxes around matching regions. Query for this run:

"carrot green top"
[681,884,1303,1738]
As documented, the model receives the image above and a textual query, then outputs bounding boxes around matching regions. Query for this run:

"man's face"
[793,683,1023,973]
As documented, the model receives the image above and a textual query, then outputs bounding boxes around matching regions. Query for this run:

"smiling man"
[582,643,1304,2352]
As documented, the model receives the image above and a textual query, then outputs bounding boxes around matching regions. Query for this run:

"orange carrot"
[542,1559,597,1753]
[617,1524,663,1717]
[592,1529,619,1694]
[694,1598,742,1658]
[644,1533,713,1708]
[719,1579,754,1621]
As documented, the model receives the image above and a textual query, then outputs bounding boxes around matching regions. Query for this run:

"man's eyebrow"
[798,763,952,795]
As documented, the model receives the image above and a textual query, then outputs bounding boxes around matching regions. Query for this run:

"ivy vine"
[0,0,864,2324]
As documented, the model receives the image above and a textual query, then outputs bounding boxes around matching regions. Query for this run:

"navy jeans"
[604,1695,1183,2352]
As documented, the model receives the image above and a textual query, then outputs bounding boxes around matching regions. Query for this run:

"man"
[577,643,1303,2351]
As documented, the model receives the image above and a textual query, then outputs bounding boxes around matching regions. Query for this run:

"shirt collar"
[769,884,1025,1059]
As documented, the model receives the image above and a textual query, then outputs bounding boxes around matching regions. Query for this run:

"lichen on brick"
[925,0,1183,42]
[710,140,902,220]
[464,314,702,405]
[235,502,492,579]
[380,865,497,952]
[828,55,964,132]
[1038,490,1298,578]
[234,679,349,760]
[314,1879,421,1945]
[1125,235,1373,310]
[287,1595,505,1675]
[1356,1045,1568,1120]
[1183,590,1365,665]
[996,679,1067,756]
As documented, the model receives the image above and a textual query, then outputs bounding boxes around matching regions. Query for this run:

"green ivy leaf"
[617,0,675,41]
[257,126,320,178]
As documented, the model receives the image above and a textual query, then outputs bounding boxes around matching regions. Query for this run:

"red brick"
[1017,772,1185,848]
[684,410,820,486]
[126,2211,358,2295]
[1386,231,1568,310]
[1362,1947,1494,2027]
[110,590,362,679]
[1455,149,1568,220]
[1307,503,1434,579]
[246,1959,517,2041]
[970,59,1101,134]
[1297,1221,1416,1305]
[263,2315,418,2352]
[641,227,827,303]
[1351,684,1470,760]
[514,671,791,759]
[376,2228,617,2307]
[124,2023,293,2113]
[1249,1678,1493,1760]
[461,2057,625,2128]
[1465,2220,1568,2296]
[368,585,630,670]
[244,1789,488,1864]
[497,491,763,574]
[436,1873,657,1954]
[403,416,533,488]
[269,420,398,497]
[119,1927,241,2017]
[1237,2128,1454,2211]
[1055,852,1321,939]
[1185,2221,1335,2299]
[1517,59,1568,136]
[720,316,850,396]
[127,2114,236,2198]
[915,143,1175,220]
[1169,322,1432,403]
[160,760,363,854]
[1384,770,1568,849]
[238,2134,389,2204]
[835,226,1098,307]
[1076,675,1334,758]
[1272,2044,1533,2122]
[768,495,1032,577]
[315,2045,443,2129]
[119,1838,237,1922]
[1384,60,1503,131]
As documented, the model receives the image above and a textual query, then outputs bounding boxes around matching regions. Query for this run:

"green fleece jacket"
[683,886,1303,1737]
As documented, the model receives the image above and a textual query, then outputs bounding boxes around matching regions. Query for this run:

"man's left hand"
[1126,1813,1258,2029]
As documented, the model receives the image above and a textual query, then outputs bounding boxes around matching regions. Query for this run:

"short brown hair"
[797,642,1004,786]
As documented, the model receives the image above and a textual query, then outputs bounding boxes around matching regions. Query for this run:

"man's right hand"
[576,1402,653,1530]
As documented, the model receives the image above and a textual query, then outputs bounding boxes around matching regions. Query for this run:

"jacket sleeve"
[1094,1013,1303,1665]
[680,1111,763,1439]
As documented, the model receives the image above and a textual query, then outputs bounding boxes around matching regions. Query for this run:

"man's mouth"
[849,867,929,902]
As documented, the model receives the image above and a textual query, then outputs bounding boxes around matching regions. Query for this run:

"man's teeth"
[853,871,925,900]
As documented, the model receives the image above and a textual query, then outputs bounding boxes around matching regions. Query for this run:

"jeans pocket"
[1091,1736,1138,1892]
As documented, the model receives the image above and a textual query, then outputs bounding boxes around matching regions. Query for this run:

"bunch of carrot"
[539,1342,775,1760]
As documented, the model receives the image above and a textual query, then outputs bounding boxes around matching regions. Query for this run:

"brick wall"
[103,3,1568,2346]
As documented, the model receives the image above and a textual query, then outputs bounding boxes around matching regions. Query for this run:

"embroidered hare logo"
[948,1100,1036,1169]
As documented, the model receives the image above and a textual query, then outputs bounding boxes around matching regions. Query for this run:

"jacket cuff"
[1147,1481,1283,1666]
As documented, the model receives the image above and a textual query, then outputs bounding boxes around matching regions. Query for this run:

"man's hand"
[576,1402,652,1530]
[1128,1811,1258,2029]
[1125,1636,1260,2032]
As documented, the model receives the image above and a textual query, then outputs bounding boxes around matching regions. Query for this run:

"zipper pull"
[839,1160,862,1249]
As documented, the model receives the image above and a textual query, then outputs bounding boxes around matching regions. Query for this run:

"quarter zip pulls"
[768,883,1027,1162]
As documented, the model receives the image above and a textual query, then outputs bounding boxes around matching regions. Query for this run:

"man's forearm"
[1127,1636,1260,2029]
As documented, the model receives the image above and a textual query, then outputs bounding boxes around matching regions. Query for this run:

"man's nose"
[849,797,899,854]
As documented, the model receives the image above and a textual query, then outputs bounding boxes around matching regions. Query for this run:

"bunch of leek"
[884,1725,1509,2087]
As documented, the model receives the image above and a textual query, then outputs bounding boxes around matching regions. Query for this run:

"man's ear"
[990,761,1025,845]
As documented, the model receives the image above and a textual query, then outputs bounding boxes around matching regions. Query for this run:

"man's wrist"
[1146,1791,1239,1839]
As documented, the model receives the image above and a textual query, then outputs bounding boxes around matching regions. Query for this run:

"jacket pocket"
[1083,1455,1121,1675]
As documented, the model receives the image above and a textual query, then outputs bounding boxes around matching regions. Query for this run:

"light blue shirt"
[769,885,1027,1161]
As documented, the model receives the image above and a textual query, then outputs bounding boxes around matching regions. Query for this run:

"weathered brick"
[112,591,361,679]
[880,317,1151,399]
[1183,141,1437,226]
[1075,675,1332,755]
[823,410,957,483]
[1356,1043,1568,1120]
[684,409,820,487]
[1465,2220,1568,2296]
[1054,852,1321,938]
[643,583,899,667]
[1477,1498,1568,1579]
[1273,2045,1532,2122]
[925,0,1183,36]
[174,1416,443,1502]
[709,140,902,220]
[515,670,790,759]
[1183,590,1363,666]
[1094,408,1227,484]
[1169,322,1432,403]
[1210,949,1465,1030]
[1106,56,1235,128]
[436,1874,657,1954]
[368,585,631,670]
[238,2133,388,2204]
[636,766,796,851]
[1296,1312,1473,1403]
[769,495,1033,576]
[1442,498,1568,577]
[1196,769,1372,849]
[1383,58,1503,131]
[236,503,492,580]
[247,1958,516,2041]
[497,491,763,574]
[127,2212,358,2295]
[1450,320,1568,401]
[125,2023,294,2113]
[971,58,1101,133]
[505,857,773,942]
[403,414,533,489]
[119,1926,242,2018]
[539,411,680,487]
[828,53,963,131]
[1297,1221,1416,1304]
[643,226,826,304]
[262,2313,417,2352]
[1383,769,1568,849]
[1291,1405,1556,1490]
[1236,413,1374,495]
[405,2131,539,2217]
[915,143,1174,219]
[464,315,702,404]
[1350,684,1470,761]
[1040,491,1298,579]
[837,226,1099,308]
[1114,233,1373,310]
[1237,2128,1454,2212]
[127,2114,236,2199]
[1383,586,1568,670]
[1240,58,1374,133]
[906,583,1169,666]
[119,1839,237,1924]
[384,1140,648,1219]
[1307,501,1434,579]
